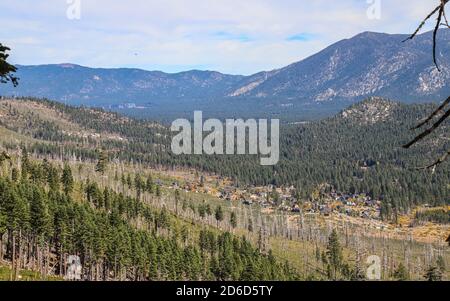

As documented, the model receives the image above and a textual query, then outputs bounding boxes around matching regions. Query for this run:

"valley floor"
[0,98,448,281]
[10,151,448,281]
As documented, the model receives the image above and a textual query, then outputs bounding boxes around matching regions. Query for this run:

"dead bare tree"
[402,0,450,171]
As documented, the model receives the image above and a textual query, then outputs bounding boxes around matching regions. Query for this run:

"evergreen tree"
[205,204,212,216]
[424,265,443,281]
[351,261,366,281]
[21,146,30,180]
[0,151,10,165]
[174,189,180,215]
[215,206,224,227]
[44,161,60,191]
[146,175,154,193]
[30,187,51,242]
[95,150,108,175]
[271,187,280,206]
[126,174,132,187]
[61,163,74,195]
[393,262,409,281]
[326,229,343,280]
[11,168,18,182]
[230,212,237,229]
[0,43,18,86]
[135,174,143,200]
[198,204,206,219]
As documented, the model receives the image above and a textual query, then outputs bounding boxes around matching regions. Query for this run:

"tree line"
[0,150,299,280]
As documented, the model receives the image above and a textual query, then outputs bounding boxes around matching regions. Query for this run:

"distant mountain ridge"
[233,31,450,103]
[1,30,449,119]
[4,63,245,106]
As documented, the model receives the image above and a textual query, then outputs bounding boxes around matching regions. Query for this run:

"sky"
[0,0,440,75]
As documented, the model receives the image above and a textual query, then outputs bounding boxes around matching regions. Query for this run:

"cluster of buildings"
[222,185,382,221]
[302,191,382,220]
[170,175,382,221]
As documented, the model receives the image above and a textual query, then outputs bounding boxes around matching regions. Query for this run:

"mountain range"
[1,30,449,121]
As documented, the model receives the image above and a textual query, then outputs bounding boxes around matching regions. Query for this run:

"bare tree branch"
[402,1,450,170]
[442,6,450,27]
[432,5,444,71]
[403,108,450,149]
[411,96,450,130]
[403,0,449,70]
[402,4,442,42]
[417,149,450,173]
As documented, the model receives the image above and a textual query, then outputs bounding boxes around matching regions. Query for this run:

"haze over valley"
[2,30,449,121]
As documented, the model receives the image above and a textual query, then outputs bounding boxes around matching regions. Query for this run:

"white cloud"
[0,0,442,74]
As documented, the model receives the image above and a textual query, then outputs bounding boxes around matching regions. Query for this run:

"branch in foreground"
[403,108,450,149]
[402,4,442,42]
[403,0,449,70]
[412,96,450,130]
[432,5,444,70]
[417,149,450,173]
[402,1,450,170]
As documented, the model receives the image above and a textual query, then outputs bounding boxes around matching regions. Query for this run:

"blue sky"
[0,0,439,75]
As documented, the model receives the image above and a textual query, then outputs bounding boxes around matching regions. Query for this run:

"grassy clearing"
[0,265,61,281]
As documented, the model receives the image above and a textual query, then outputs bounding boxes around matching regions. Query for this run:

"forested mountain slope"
[0,97,448,214]
[230,31,450,103]
[183,97,449,212]
[0,152,298,281]
[0,97,448,281]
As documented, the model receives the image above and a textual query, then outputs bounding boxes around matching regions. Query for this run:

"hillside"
[0,30,449,121]
[0,154,299,281]
[0,97,448,281]
[0,64,244,107]
[188,97,449,210]
[231,31,450,103]
[0,97,448,212]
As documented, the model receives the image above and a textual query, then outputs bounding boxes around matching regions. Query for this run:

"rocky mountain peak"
[341,97,399,124]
